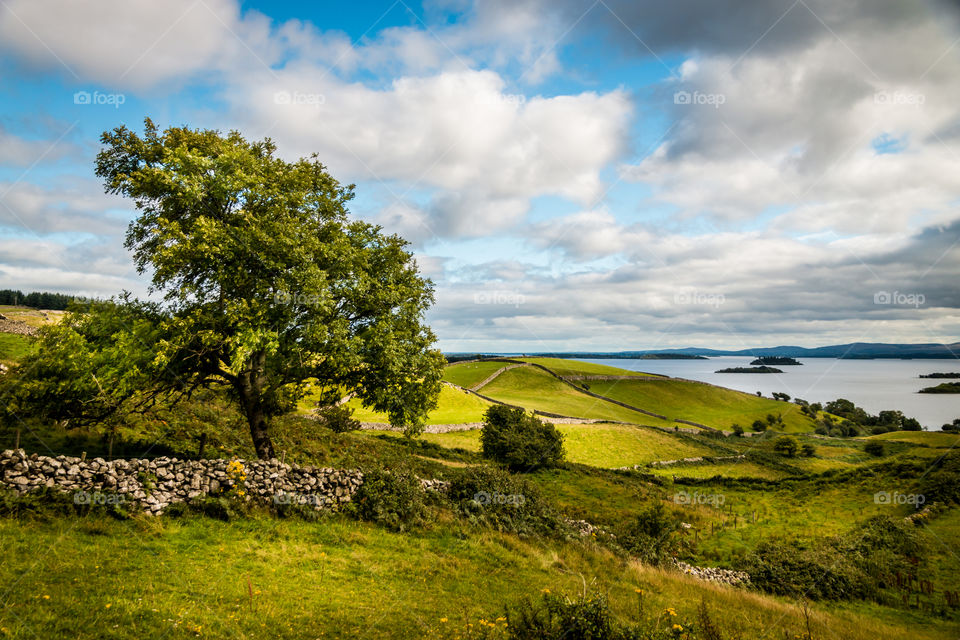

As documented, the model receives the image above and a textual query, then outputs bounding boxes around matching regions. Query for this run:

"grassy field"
[867,431,960,447]
[345,385,493,425]
[373,423,721,469]
[0,513,950,640]
[479,366,676,425]
[441,360,513,388]
[586,378,817,432]
[0,305,65,328]
[0,333,34,364]
[514,357,655,378]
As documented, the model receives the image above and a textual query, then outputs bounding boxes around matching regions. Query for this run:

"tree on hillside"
[2,119,444,458]
[773,435,799,457]
[480,405,565,471]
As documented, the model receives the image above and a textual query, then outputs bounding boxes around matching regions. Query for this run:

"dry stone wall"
[0,449,362,514]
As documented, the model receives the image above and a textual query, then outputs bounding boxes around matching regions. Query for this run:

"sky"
[0,0,959,352]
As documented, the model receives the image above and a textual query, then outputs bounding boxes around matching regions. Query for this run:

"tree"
[801,443,816,457]
[4,120,444,459]
[731,423,744,437]
[480,405,564,471]
[864,442,885,457]
[752,419,768,432]
[773,436,799,457]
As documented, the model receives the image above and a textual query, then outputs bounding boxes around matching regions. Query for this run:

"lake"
[575,356,960,430]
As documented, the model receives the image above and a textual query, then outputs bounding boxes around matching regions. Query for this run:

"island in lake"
[918,382,960,394]
[639,353,707,360]
[750,356,802,365]
[715,366,784,374]
[919,372,960,379]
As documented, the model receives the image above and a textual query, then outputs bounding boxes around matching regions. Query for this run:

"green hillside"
[346,384,493,425]
[441,359,512,388]
[515,357,655,378]
[479,365,674,425]
[586,378,816,432]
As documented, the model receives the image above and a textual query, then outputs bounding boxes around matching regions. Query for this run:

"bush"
[314,404,360,433]
[744,540,868,600]
[919,451,960,504]
[730,424,744,437]
[616,502,686,566]
[773,436,799,457]
[751,419,767,432]
[480,405,564,472]
[864,442,885,457]
[446,465,562,537]
[350,466,425,531]
[508,592,619,640]
[800,444,816,457]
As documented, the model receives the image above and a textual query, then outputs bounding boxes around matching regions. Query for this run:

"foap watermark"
[874,90,925,106]
[873,291,925,308]
[673,291,725,308]
[274,90,325,108]
[74,490,126,506]
[674,90,725,108]
[473,290,525,307]
[673,490,725,506]
[273,492,323,506]
[874,491,925,507]
[473,491,526,506]
[73,90,126,108]
[273,291,324,306]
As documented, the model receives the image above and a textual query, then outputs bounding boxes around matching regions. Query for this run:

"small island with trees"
[715,366,784,374]
[918,382,960,394]
[919,372,960,379]
[750,356,802,365]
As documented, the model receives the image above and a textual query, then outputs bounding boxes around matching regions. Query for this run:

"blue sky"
[0,0,958,351]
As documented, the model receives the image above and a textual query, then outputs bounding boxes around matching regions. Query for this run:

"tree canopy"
[3,119,444,458]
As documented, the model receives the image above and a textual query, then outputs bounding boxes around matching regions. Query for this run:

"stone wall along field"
[0,449,363,514]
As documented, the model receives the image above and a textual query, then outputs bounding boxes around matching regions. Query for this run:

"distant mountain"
[449,342,960,360]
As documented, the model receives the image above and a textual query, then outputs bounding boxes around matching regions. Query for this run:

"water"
[575,357,960,430]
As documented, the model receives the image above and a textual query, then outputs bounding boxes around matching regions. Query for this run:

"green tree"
[773,435,799,457]
[864,442,885,457]
[4,120,444,458]
[480,405,564,471]
[801,443,816,457]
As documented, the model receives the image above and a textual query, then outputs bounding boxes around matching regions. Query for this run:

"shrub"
[800,444,816,457]
[730,424,744,437]
[480,405,564,472]
[864,442,885,457]
[773,436,799,457]
[446,465,562,537]
[350,466,425,531]
[616,502,686,566]
[751,419,767,432]
[508,592,619,640]
[744,540,868,600]
[919,451,960,504]
[314,404,361,433]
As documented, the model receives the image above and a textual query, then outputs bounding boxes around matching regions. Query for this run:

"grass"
[585,379,817,432]
[441,360,514,388]
[0,333,34,364]
[0,513,955,640]
[514,357,654,378]
[0,305,65,328]
[374,423,719,469]
[345,385,493,425]
[867,431,960,447]
[480,366,675,426]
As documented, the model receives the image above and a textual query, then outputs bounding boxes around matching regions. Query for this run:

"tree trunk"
[238,349,276,460]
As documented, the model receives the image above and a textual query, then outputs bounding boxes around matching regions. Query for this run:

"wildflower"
[42,595,50,600]
[634,588,643,594]
[440,618,448,623]
[672,624,683,631]
[105,604,112,609]
[541,588,550,594]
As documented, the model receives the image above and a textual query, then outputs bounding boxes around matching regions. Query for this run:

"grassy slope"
[0,514,949,640]
[515,357,654,378]
[478,366,673,425]
[441,360,512,388]
[0,333,34,364]
[586,379,816,432]
[373,423,719,469]
[345,385,493,425]
[868,431,960,447]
